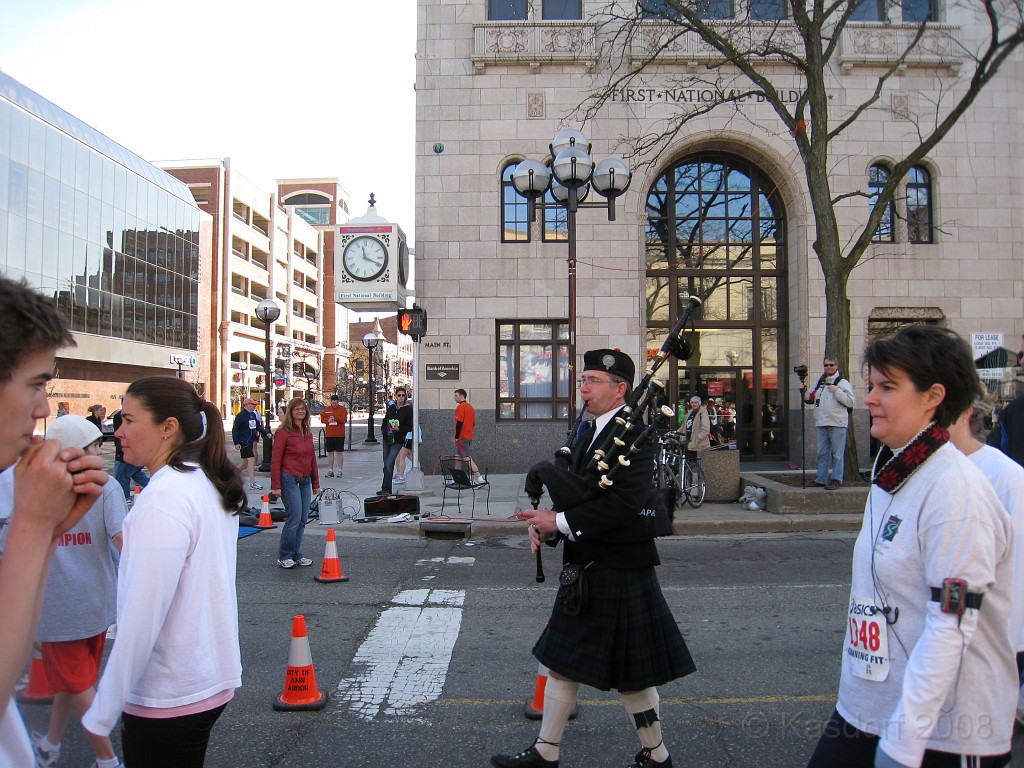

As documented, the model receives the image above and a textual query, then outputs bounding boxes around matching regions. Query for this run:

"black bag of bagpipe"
[646,484,676,537]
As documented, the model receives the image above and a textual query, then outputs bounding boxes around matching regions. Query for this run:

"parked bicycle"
[655,432,707,508]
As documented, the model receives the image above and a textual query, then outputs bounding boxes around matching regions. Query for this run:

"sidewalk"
[242,433,862,537]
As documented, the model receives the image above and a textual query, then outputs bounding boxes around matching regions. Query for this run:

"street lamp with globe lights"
[362,331,380,444]
[510,130,631,425]
[254,298,281,472]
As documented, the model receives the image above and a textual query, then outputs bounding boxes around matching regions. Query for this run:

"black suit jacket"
[559,413,660,569]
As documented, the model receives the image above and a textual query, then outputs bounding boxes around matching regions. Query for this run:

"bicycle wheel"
[684,461,707,508]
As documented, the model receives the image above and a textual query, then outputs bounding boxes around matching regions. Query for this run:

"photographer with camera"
[799,354,855,489]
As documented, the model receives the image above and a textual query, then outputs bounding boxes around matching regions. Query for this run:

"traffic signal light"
[397,307,427,339]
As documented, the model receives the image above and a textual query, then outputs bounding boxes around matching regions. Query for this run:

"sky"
[0,0,417,240]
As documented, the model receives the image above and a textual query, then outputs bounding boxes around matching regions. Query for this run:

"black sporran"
[556,562,590,616]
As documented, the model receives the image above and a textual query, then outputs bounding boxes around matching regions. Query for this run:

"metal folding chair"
[438,455,490,517]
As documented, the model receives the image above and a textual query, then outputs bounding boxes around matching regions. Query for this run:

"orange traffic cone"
[314,529,349,583]
[524,658,578,720]
[256,493,276,529]
[17,648,52,705]
[273,615,328,711]
[524,661,548,719]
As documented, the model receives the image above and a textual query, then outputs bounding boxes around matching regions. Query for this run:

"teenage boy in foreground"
[0,275,108,765]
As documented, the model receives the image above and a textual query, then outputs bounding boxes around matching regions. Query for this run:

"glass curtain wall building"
[0,71,207,413]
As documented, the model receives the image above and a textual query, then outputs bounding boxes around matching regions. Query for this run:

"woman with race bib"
[806,325,1016,768]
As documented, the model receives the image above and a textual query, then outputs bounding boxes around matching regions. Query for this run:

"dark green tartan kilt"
[532,565,696,692]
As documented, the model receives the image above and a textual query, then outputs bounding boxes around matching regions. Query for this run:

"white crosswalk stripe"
[335,588,465,721]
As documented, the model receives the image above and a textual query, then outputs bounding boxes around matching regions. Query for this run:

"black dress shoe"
[490,745,558,768]
[627,748,672,768]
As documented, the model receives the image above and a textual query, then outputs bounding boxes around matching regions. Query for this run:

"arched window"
[906,165,933,244]
[645,154,787,459]
[501,162,530,243]
[868,164,895,243]
[282,191,333,226]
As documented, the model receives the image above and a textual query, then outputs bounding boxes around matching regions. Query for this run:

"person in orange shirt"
[319,395,347,478]
[454,389,483,484]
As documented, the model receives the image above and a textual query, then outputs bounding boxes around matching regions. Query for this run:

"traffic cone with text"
[17,647,52,705]
[273,615,328,711]
[314,528,349,583]
[256,493,276,529]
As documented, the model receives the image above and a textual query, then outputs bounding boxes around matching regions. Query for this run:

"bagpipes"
[524,296,702,580]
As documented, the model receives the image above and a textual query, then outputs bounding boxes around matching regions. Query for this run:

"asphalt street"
[16,424,1024,767]
[24,529,857,767]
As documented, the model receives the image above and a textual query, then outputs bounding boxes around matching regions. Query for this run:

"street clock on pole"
[335,193,411,310]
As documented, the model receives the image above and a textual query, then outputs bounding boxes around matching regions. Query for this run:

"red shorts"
[41,633,106,694]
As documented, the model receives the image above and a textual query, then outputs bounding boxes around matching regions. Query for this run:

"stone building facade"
[414,0,1023,473]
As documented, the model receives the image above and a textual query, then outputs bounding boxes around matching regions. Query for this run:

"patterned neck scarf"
[871,422,949,494]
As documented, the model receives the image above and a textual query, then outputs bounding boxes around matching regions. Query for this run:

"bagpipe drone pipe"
[524,295,702,539]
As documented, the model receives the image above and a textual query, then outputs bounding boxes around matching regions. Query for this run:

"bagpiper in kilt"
[492,349,695,768]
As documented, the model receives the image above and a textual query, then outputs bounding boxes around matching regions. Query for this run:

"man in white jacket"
[800,353,856,489]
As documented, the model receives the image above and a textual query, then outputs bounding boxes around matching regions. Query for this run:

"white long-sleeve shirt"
[968,445,1024,651]
[837,443,1016,765]
[82,464,241,736]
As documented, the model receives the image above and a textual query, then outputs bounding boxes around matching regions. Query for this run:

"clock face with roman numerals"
[342,236,388,281]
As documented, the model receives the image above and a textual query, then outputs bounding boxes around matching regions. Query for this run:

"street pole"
[566,187,578,426]
[367,345,377,443]
[510,132,631,428]
[259,321,274,473]
[363,332,379,444]
[255,299,281,474]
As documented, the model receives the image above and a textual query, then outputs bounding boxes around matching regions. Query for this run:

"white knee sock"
[620,688,669,763]
[534,677,579,761]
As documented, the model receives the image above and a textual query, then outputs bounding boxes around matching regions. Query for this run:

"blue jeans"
[114,461,150,498]
[277,474,311,561]
[381,441,403,494]
[816,426,847,484]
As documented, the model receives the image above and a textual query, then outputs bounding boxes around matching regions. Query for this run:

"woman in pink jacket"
[271,398,320,569]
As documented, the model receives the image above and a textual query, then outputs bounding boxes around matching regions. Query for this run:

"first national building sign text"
[610,87,802,104]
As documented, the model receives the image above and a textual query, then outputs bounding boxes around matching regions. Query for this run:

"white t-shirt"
[969,444,1024,651]
[837,443,1016,765]
[82,463,241,736]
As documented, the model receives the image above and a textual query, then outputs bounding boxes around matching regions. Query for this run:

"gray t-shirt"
[0,468,125,641]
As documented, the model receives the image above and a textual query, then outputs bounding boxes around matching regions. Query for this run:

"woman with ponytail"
[82,377,243,768]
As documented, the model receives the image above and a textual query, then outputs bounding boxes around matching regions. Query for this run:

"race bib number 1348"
[845,597,890,682]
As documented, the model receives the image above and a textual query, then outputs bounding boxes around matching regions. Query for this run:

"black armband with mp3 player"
[930,578,983,615]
